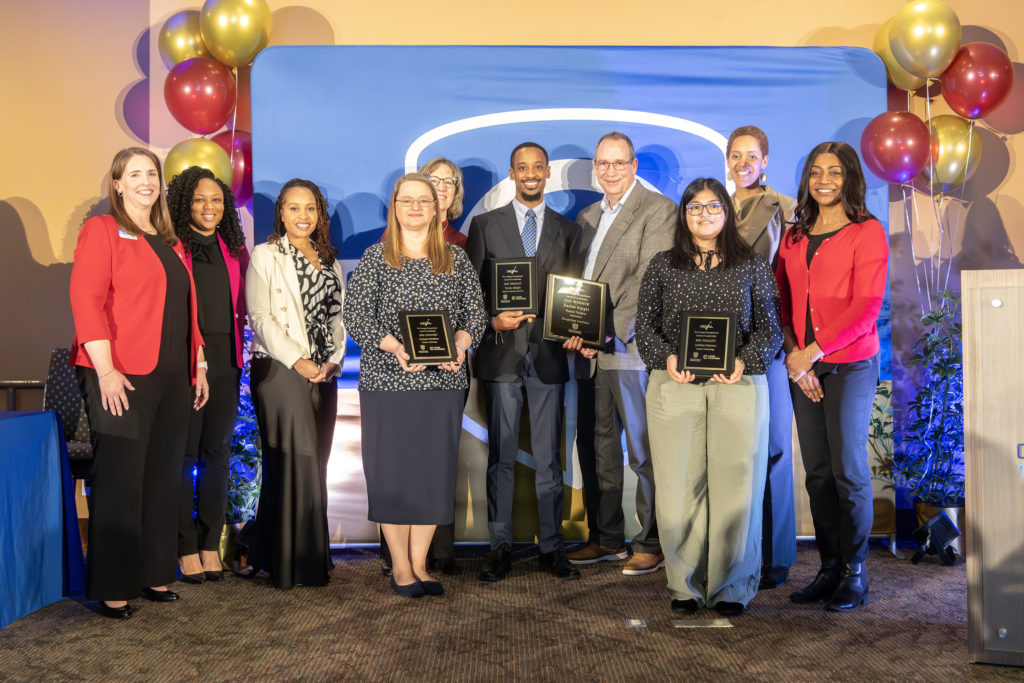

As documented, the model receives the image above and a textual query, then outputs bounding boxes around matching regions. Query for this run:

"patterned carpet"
[0,542,1019,681]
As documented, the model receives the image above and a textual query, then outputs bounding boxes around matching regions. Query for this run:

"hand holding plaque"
[398,310,457,365]
[542,274,608,349]
[490,257,538,316]
[678,311,736,378]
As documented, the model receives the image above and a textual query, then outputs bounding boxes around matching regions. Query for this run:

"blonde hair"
[382,173,452,274]
[418,157,464,221]
[108,147,176,245]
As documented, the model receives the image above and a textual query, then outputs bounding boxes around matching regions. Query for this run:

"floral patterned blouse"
[343,243,487,391]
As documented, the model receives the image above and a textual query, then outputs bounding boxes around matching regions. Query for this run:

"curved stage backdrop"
[250,46,891,544]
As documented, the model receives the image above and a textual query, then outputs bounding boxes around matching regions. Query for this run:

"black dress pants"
[78,367,191,601]
[790,356,878,566]
[178,334,241,555]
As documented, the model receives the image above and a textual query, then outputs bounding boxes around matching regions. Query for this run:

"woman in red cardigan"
[70,147,208,619]
[775,141,888,613]
[167,166,249,585]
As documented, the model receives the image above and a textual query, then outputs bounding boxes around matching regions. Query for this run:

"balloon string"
[231,67,239,185]
[912,182,932,312]
[924,79,940,309]
[944,120,974,293]
[903,184,926,318]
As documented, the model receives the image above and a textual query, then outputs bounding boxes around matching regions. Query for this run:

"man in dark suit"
[466,142,582,582]
[567,132,676,576]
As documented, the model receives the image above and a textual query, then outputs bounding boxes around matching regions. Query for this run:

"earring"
[760,171,767,184]
[117,190,123,197]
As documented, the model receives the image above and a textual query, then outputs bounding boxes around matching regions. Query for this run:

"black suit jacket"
[466,202,581,384]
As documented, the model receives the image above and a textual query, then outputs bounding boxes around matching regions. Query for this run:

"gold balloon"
[873,18,927,92]
[165,138,234,187]
[888,0,961,80]
[157,11,212,70]
[200,0,272,68]
[918,115,981,193]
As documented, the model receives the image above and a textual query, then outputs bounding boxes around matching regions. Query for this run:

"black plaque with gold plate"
[490,257,538,315]
[678,311,736,378]
[542,274,608,349]
[398,310,457,365]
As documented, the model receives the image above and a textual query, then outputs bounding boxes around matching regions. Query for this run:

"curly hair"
[166,166,246,258]
[787,141,876,244]
[270,179,338,267]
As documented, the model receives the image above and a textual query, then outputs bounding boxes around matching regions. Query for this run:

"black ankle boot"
[789,561,840,603]
[826,563,869,611]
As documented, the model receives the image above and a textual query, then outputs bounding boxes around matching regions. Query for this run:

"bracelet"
[98,368,115,379]
[197,361,209,371]
[455,341,468,352]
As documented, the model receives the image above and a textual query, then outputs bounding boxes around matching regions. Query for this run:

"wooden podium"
[962,270,1024,667]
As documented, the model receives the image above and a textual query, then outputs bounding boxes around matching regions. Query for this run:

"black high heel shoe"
[204,570,224,581]
[142,587,180,602]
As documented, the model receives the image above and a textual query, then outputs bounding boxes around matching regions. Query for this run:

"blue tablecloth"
[0,411,85,629]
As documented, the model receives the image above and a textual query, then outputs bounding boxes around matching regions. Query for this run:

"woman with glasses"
[776,142,887,612]
[726,126,799,590]
[636,177,782,617]
[378,158,466,575]
[343,173,486,598]
[238,178,346,589]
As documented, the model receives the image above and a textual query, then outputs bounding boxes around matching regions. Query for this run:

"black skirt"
[360,389,464,525]
[238,356,337,588]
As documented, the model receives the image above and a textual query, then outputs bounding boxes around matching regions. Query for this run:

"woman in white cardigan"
[237,178,345,589]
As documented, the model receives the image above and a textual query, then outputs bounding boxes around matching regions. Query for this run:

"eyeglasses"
[685,202,724,216]
[427,175,459,189]
[593,159,634,172]
[396,198,435,208]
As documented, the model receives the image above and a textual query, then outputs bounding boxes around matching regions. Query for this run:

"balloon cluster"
[862,0,1014,193]
[157,0,271,205]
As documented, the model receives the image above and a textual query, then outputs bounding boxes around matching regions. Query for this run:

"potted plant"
[893,289,965,554]
[218,330,262,567]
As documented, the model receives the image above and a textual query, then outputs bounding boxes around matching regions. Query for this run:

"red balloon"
[939,43,1015,119]
[164,57,237,135]
[211,129,252,205]
[860,111,932,184]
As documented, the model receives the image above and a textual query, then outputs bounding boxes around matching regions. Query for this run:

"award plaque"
[398,310,457,365]
[542,274,608,349]
[678,311,737,378]
[490,257,537,315]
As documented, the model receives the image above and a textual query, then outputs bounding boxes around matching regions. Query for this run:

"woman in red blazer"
[167,166,249,585]
[775,141,888,613]
[70,147,208,620]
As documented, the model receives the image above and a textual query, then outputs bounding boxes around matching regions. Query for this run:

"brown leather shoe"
[566,543,628,565]
[622,552,665,576]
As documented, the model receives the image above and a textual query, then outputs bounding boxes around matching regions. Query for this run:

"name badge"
[117,229,138,240]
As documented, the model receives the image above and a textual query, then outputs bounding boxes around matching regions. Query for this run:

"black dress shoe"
[180,572,205,585]
[437,556,461,575]
[389,577,425,598]
[204,570,223,582]
[789,562,840,603]
[538,551,581,579]
[759,565,789,589]
[100,603,132,620]
[142,587,180,603]
[670,599,699,615]
[419,580,445,596]
[714,601,745,617]
[478,549,511,582]
[826,563,869,612]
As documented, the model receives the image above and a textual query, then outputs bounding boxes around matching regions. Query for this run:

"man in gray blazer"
[466,142,582,582]
[567,132,676,575]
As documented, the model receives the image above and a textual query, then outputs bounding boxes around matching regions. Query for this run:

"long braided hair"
[270,179,338,267]
[166,166,245,258]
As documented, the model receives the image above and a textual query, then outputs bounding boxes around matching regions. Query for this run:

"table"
[0,411,85,629]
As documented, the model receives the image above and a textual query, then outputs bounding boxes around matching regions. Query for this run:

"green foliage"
[868,381,894,488]
[227,330,262,523]
[894,290,965,507]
